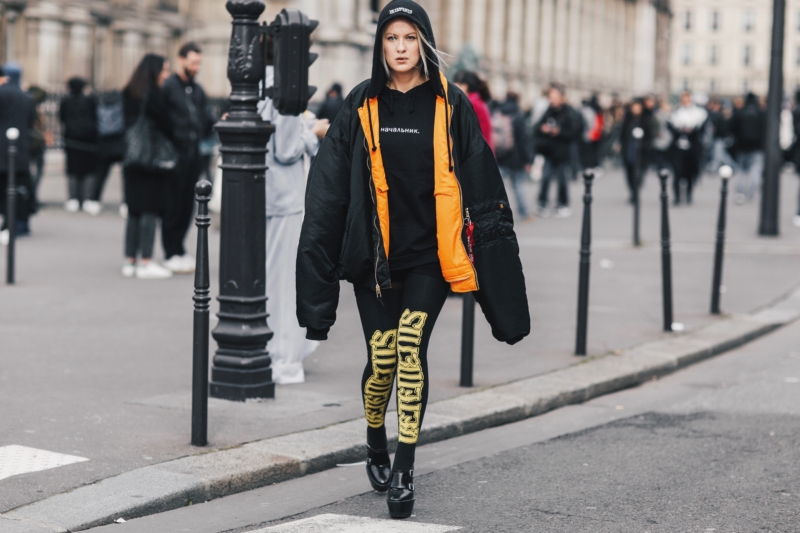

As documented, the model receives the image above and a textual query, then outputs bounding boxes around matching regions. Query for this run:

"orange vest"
[356,73,478,293]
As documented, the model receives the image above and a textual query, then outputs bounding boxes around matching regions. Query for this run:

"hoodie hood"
[368,0,443,99]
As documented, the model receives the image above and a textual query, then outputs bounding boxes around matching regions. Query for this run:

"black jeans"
[125,213,158,260]
[354,264,450,471]
[162,151,200,259]
[67,174,97,204]
[538,158,571,208]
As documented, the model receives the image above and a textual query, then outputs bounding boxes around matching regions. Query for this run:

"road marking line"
[0,445,88,481]
[251,513,461,532]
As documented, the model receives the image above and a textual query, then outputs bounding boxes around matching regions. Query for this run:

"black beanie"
[368,0,444,99]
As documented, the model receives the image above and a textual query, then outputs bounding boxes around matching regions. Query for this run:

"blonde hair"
[381,20,448,81]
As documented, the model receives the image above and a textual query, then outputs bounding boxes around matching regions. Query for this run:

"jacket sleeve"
[272,112,319,166]
[296,97,354,340]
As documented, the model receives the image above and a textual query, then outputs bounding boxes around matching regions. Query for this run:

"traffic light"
[266,9,318,116]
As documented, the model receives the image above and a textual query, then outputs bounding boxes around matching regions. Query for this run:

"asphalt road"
[90,304,800,532]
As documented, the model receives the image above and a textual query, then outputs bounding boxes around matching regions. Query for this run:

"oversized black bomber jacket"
[295,77,531,346]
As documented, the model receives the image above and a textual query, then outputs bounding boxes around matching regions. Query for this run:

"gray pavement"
[2,153,800,515]
[84,299,800,533]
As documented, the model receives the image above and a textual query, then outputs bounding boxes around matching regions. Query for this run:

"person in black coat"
[316,83,345,122]
[496,92,535,220]
[120,53,174,280]
[535,84,579,217]
[59,77,98,213]
[620,99,653,202]
[0,63,37,242]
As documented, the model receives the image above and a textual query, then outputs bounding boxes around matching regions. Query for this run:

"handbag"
[123,95,178,174]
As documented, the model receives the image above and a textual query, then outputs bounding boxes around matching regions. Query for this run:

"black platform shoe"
[365,446,391,492]
[387,469,414,518]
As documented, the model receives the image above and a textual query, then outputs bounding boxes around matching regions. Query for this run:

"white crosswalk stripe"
[0,445,88,481]
[251,513,461,532]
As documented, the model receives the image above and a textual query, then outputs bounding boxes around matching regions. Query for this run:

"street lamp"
[759,0,786,236]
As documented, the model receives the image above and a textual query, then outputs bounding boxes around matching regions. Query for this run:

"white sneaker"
[119,203,129,219]
[535,205,551,218]
[135,262,173,279]
[64,199,80,213]
[180,254,196,273]
[793,215,800,228]
[82,200,102,216]
[164,255,193,274]
[0,230,8,246]
[555,206,572,218]
[122,262,136,278]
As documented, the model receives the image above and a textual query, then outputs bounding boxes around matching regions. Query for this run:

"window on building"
[709,79,718,94]
[680,43,693,65]
[159,0,179,11]
[683,10,693,31]
[710,10,721,32]
[743,80,750,94]
[709,45,720,66]
[683,79,691,92]
[742,9,755,32]
[371,0,380,22]
[743,45,753,67]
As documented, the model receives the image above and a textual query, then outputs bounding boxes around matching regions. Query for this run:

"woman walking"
[454,70,493,151]
[120,54,173,279]
[620,99,653,203]
[59,77,98,213]
[296,0,529,519]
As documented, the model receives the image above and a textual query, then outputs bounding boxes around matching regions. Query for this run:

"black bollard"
[575,170,594,356]
[191,180,212,447]
[5,128,19,286]
[633,183,641,248]
[658,170,674,332]
[710,165,732,314]
[459,293,475,387]
[632,128,645,248]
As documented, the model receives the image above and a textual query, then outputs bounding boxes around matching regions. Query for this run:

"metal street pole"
[210,0,275,401]
[459,293,475,387]
[575,170,594,356]
[192,180,212,446]
[658,170,674,332]
[6,127,19,285]
[710,166,732,315]
[759,0,785,236]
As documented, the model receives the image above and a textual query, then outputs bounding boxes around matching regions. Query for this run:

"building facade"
[670,0,800,97]
[1,0,670,104]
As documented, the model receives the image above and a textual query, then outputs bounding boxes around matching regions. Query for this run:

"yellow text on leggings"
[364,329,397,428]
[397,309,427,444]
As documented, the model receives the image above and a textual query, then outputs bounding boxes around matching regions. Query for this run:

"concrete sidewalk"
[1,156,800,528]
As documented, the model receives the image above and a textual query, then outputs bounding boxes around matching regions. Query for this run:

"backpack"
[491,110,515,158]
[97,91,125,137]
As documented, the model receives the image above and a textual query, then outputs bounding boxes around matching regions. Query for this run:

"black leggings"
[354,264,450,471]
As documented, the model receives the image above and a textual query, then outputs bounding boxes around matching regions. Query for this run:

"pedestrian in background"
[120,54,174,280]
[92,90,127,215]
[650,98,673,172]
[668,91,707,205]
[259,59,329,384]
[0,63,36,245]
[495,91,534,219]
[707,98,737,174]
[59,77,98,214]
[578,94,603,170]
[297,0,529,518]
[535,84,578,218]
[28,85,48,211]
[729,93,766,205]
[620,99,652,203]
[454,70,493,151]
[161,42,215,274]
[316,83,344,123]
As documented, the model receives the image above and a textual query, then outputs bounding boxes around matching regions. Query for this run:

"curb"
[4,290,800,532]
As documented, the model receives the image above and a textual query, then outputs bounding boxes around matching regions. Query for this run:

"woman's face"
[158,62,170,87]
[383,19,421,77]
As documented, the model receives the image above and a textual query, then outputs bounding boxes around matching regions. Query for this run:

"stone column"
[121,30,143,84]
[552,0,569,79]
[447,0,465,57]
[4,8,21,62]
[468,0,487,55]
[506,0,525,72]
[67,23,92,79]
[38,19,64,90]
[566,0,582,83]
[486,0,506,63]
[539,0,555,76]
[579,0,593,86]
[335,0,354,31]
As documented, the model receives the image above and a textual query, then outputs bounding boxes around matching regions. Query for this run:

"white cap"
[6,128,19,141]
[719,165,733,178]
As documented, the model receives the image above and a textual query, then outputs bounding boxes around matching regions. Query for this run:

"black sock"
[367,426,388,451]
[392,443,415,472]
